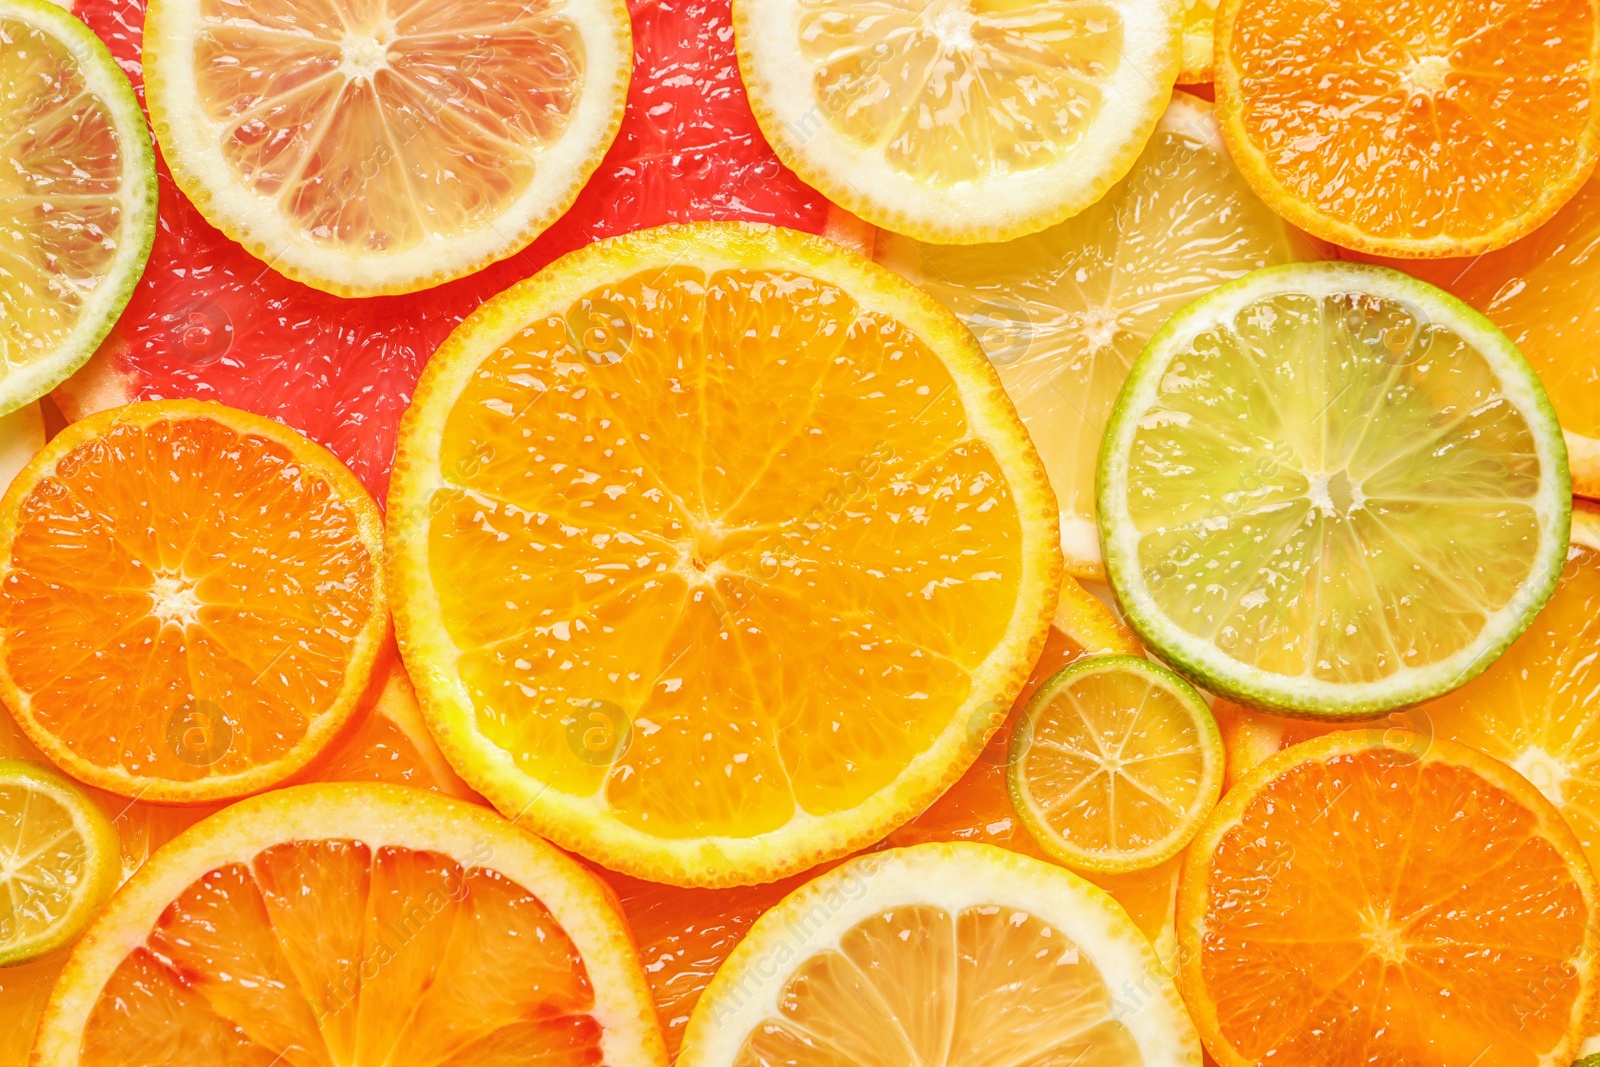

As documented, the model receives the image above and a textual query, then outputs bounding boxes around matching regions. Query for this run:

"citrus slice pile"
[0,400,389,802]
[678,842,1200,1067]
[876,92,1317,578]
[0,760,119,967]
[733,0,1181,244]
[32,783,668,1067]
[389,221,1061,887]
[0,0,156,410]
[1098,262,1571,717]
[1008,655,1223,873]
[142,0,633,295]
[1179,732,1599,1065]
[1216,0,1600,256]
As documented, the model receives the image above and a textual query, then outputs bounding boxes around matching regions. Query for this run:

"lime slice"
[0,758,119,965]
[1098,262,1570,718]
[0,0,156,414]
[1008,654,1222,873]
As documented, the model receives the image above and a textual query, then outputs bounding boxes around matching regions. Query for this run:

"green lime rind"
[0,0,157,417]
[0,758,120,967]
[1007,653,1224,874]
[1096,261,1571,720]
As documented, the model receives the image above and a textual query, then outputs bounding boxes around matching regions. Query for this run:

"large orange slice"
[1179,732,1600,1066]
[1215,0,1600,257]
[0,400,388,802]
[388,221,1062,887]
[31,782,667,1067]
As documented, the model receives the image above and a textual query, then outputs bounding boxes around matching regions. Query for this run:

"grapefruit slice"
[388,221,1061,887]
[32,782,667,1067]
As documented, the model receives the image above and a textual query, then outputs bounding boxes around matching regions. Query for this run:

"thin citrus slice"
[142,0,632,296]
[32,782,667,1067]
[733,0,1182,244]
[1216,0,1600,257]
[876,91,1319,579]
[0,759,118,967]
[1178,0,1217,83]
[0,0,156,411]
[1098,261,1571,718]
[1178,731,1600,1066]
[678,842,1200,1067]
[0,399,389,802]
[389,221,1061,887]
[1008,655,1223,874]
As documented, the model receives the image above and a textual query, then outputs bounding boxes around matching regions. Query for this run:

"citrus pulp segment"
[0,0,156,413]
[1178,732,1600,1067]
[0,399,389,802]
[1215,0,1600,257]
[1178,0,1216,83]
[733,0,1182,245]
[1008,655,1222,874]
[0,759,119,967]
[1098,262,1571,718]
[142,0,632,296]
[388,221,1062,888]
[31,783,668,1067]
[677,843,1201,1067]
[875,92,1318,579]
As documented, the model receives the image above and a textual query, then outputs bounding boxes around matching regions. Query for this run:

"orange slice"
[0,399,388,802]
[142,0,632,295]
[388,221,1062,888]
[1179,732,1599,1066]
[1215,0,1600,257]
[32,782,667,1067]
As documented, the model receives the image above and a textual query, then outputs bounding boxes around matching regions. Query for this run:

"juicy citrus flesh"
[1217,0,1600,255]
[390,223,1059,886]
[1178,0,1215,82]
[1010,656,1221,873]
[876,92,1317,578]
[0,0,154,411]
[0,401,387,800]
[1180,735,1598,1067]
[1100,264,1569,716]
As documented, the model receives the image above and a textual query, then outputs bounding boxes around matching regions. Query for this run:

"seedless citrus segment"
[1098,262,1570,717]
[0,400,389,802]
[143,0,631,295]
[389,222,1061,887]
[733,0,1181,244]
[0,0,156,413]
[32,783,667,1067]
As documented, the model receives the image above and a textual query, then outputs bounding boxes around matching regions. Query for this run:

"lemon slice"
[876,92,1318,577]
[0,759,119,966]
[1098,262,1570,718]
[143,0,631,296]
[733,0,1181,245]
[0,0,156,413]
[678,842,1199,1067]
[1009,655,1223,874]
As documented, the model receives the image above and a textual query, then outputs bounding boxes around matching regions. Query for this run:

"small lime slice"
[1008,654,1222,874]
[0,0,156,414]
[0,758,119,965]
[1098,261,1570,718]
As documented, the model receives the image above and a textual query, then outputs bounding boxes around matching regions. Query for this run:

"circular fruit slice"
[1098,261,1571,718]
[0,399,389,802]
[733,0,1181,245]
[678,842,1200,1067]
[0,759,119,967]
[876,91,1318,579]
[388,221,1062,888]
[1216,0,1600,257]
[1008,655,1223,874]
[32,783,667,1067]
[1179,732,1600,1066]
[0,0,156,412]
[142,0,632,297]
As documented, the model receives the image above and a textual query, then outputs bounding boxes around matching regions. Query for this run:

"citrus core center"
[149,573,203,629]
